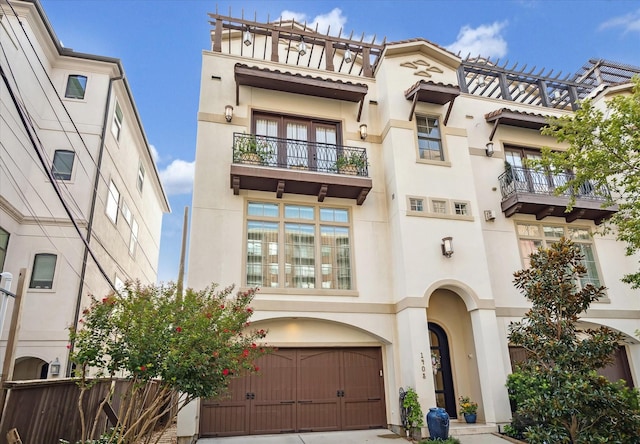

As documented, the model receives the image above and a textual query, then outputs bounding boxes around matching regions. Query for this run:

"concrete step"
[449,421,498,436]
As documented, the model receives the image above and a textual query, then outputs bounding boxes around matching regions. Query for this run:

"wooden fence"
[0,378,174,444]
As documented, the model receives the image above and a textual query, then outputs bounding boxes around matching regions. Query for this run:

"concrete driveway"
[196,429,511,443]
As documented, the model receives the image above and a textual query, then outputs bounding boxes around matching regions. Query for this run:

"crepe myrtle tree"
[540,77,640,287]
[507,238,640,444]
[68,282,269,444]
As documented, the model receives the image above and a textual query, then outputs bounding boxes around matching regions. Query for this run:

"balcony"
[498,166,618,224]
[230,133,372,205]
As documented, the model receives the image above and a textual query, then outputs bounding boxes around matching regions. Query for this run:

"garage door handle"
[280,400,295,404]
[299,400,313,404]
[368,397,381,401]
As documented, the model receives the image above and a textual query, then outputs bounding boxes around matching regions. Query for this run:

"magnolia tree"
[507,238,640,443]
[69,282,268,444]
[540,77,640,287]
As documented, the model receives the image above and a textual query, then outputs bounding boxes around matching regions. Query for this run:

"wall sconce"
[441,237,454,258]
[50,357,61,376]
[359,123,368,140]
[243,29,253,46]
[485,142,494,157]
[298,39,307,56]
[344,48,353,64]
[518,83,526,94]
[477,76,486,87]
[224,105,233,122]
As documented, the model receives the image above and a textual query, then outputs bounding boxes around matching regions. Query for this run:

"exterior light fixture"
[298,39,307,56]
[224,105,233,122]
[553,90,562,100]
[441,237,454,258]
[359,123,368,140]
[518,83,526,94]
[477,76,486,87]
[485,142,494,157]
[50,357,61,376]
[344,48,353,64]
[243,29,253,46]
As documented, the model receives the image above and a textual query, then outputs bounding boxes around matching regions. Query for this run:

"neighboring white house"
[0,0,169,380]
[178,13,640,442]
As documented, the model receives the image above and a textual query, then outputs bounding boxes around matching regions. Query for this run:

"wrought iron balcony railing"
[232,132,369,177]
[498,166,611,201]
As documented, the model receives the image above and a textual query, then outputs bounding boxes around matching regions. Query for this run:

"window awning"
[234,64,369,120]
[405,80,460,124]
[485,108,550,140]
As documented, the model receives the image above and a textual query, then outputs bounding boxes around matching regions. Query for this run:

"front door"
[429,323,456,418]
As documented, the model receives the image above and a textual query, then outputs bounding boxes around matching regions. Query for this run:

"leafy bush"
[419,438,460,444]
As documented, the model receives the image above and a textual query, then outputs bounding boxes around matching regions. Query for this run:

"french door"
[429,322,456,418]
[253,113,340,172]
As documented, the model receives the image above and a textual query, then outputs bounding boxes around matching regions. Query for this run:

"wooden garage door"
[200,347,386,437]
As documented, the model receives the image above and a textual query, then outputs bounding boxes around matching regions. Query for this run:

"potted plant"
[458,395,478,423]
[401,387,424,440]
[234,134,272,164]
[335,151,368,175]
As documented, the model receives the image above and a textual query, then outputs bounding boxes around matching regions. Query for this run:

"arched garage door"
[200,347,386,437]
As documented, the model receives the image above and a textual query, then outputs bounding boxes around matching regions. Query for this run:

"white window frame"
[406,196,473,221]
[111,101,123,141]
[129,219,139,257]
[415,114,450,166]
[106,180,120,224]
[137,163,145,193]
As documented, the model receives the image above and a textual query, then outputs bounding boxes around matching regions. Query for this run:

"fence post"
[0,268,27,421]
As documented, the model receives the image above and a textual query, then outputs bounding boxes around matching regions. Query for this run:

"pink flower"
[222,368,230,376]
[254,366,260,372]
[242,349,249,357]
[247,307,253,313]
[140,365,147,372]
[175,326,182,333]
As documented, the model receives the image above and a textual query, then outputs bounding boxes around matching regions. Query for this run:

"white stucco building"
[0,0,169,379]
[180,13,640,442]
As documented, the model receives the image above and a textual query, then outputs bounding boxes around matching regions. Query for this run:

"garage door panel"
[298,349,341,400]
[250,350,297,433]
[342,399,386,430]
[297,401,340,432]
[342,348,384,399]
[200,376,250,436]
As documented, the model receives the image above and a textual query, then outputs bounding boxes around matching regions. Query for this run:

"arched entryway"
[13,356,48,380]
[429,322,456,418]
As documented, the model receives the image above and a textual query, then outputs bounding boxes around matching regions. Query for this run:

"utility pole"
[176,206,189,304]
[0,268,26,420]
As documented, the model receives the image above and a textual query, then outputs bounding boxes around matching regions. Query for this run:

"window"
[64,75,87,99]
[246,201,352,290]
[0,227,8,271]
[106,180,120,223]
[111,101,123,141]
[51,150,75,180]
[416,115,443,161]
[137,163,145,193]
[129,219,139,256]
[253,112,340,171]
[516,222,601,288]
[29,253,57,289]
[409,198,424,212]
[454,202,468,216]
[432,200,447,214]
[121,201,132,226]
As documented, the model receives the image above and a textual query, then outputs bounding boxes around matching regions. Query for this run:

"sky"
[38,0,640,284]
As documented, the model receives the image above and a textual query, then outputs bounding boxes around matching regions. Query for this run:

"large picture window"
[246,201,352,290]
[516,222,602,288]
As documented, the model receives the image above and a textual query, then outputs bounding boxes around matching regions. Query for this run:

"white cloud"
[149,144,159,163]
[599,9,640,33]
[279,8,347,35]
[445,21,508,59]
[159,159,194,195]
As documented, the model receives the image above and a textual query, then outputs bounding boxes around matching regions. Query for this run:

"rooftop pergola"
[209,12,640,111]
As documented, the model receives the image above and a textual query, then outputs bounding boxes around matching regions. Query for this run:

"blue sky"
[39,0,640,283]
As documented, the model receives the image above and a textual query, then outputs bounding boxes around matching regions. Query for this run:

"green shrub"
[419,438,460,444]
